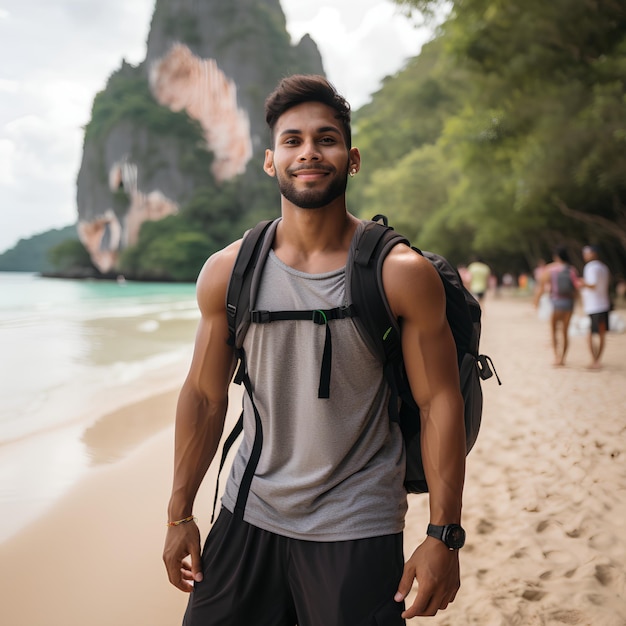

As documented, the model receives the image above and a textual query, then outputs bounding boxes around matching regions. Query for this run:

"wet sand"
[0,295,624,626]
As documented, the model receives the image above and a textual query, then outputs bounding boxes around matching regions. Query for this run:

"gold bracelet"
[166,515,197,527]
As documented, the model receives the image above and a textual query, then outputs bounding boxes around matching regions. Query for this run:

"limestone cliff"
[76,0,323,273]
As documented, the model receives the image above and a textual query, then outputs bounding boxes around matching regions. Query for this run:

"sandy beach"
[1,294,625,626]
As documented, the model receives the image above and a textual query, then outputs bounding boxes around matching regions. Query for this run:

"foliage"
[47,239,94,272]
[119,217,196,281]
[351,38,462,209]
[358,0,626,276]
[128,229,213,282]
[0,226,79,273]
[84,63,206,146]
[117,178,263,281]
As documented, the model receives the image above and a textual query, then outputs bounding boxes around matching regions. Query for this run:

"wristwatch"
[427,523,466,550]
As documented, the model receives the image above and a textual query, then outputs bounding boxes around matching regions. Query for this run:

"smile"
[291,168,332,182]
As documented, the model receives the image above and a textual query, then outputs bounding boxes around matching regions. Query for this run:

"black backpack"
[212,215,500,521]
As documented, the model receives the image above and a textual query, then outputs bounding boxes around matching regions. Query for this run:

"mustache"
[288,165,335,175]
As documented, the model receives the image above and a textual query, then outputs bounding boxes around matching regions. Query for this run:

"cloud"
[0,79,18,93]
[282,0,429,108]
[0,139,16,185]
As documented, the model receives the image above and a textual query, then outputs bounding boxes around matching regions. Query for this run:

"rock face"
[76,0,323,273]
[150,43,253,182]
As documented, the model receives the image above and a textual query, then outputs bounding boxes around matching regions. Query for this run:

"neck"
[273,205,359,273]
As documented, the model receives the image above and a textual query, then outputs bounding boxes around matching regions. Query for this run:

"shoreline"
[1,295,625,625]
[0,271,199,546]
[0,349,193,545]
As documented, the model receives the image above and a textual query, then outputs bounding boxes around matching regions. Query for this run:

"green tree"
[351,37,463,214]
[138,231,214,282]
[0,226,79,273]
[48,239,94,272]
[383,0,626,273]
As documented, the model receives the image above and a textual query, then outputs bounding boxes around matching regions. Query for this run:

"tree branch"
[553,197,626,248]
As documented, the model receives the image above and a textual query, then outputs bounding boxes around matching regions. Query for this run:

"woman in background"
[534,246,579,366]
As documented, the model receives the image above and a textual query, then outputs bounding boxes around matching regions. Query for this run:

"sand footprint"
[595,563,614,586]
[547,608,586,624]
[476,518,496,535]
[521,585,546,602]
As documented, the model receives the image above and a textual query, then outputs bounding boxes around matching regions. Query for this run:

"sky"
[0,0,433,254]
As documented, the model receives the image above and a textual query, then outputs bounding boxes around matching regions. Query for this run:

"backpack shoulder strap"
[349,217,410,365]
[226,219,277,350]
[212,218,277,522]
[348,218,413,424]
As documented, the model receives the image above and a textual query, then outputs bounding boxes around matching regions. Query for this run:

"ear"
[264,149,276,177]
[348,147,361,175]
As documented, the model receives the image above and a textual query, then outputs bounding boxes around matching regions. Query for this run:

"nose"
[297,139,321,162]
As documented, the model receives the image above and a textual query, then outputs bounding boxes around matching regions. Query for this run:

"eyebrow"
[278,125,342,138]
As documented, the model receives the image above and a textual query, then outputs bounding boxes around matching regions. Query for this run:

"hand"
[163,520,203,592]
[394,537,460,619]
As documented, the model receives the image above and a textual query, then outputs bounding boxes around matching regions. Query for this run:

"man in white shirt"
[580,245,611,369]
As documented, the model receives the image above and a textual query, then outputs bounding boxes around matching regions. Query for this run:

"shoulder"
[196,239,242,317]
[382,243,440,283]
[381,243,445,322]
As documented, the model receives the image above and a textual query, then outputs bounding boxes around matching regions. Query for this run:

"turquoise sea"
[0,272,199,542]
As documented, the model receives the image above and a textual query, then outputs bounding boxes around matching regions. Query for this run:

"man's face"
[264,101,358,209]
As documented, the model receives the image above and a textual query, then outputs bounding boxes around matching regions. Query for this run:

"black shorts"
[590,311,610,334]
[183,508,406,626]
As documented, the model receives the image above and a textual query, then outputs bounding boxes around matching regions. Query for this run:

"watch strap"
[426,523,465,549]
[426,523,446,541]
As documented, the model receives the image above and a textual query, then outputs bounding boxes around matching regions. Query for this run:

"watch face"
[445,525,466,549]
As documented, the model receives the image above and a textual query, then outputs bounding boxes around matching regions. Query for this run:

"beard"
[276,166,349,209]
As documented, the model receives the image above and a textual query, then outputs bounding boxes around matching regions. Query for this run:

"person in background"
[162,74,466,626]
[518,273,529,292]
[534,246,579,367]
[467,257,491,303]
[579,245,611,370]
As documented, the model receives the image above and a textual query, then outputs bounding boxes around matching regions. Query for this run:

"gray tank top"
[221,232,407,541]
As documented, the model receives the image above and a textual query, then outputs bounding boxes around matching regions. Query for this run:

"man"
[466,256,491,302]
[580,245,611,369]
[163,75,466,625]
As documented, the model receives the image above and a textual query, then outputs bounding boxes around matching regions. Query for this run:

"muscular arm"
[163,241,240,592]
[383,245,466,618]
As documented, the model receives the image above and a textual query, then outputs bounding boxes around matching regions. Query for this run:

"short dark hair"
[554,245,571,264]
[264,74,352,148]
